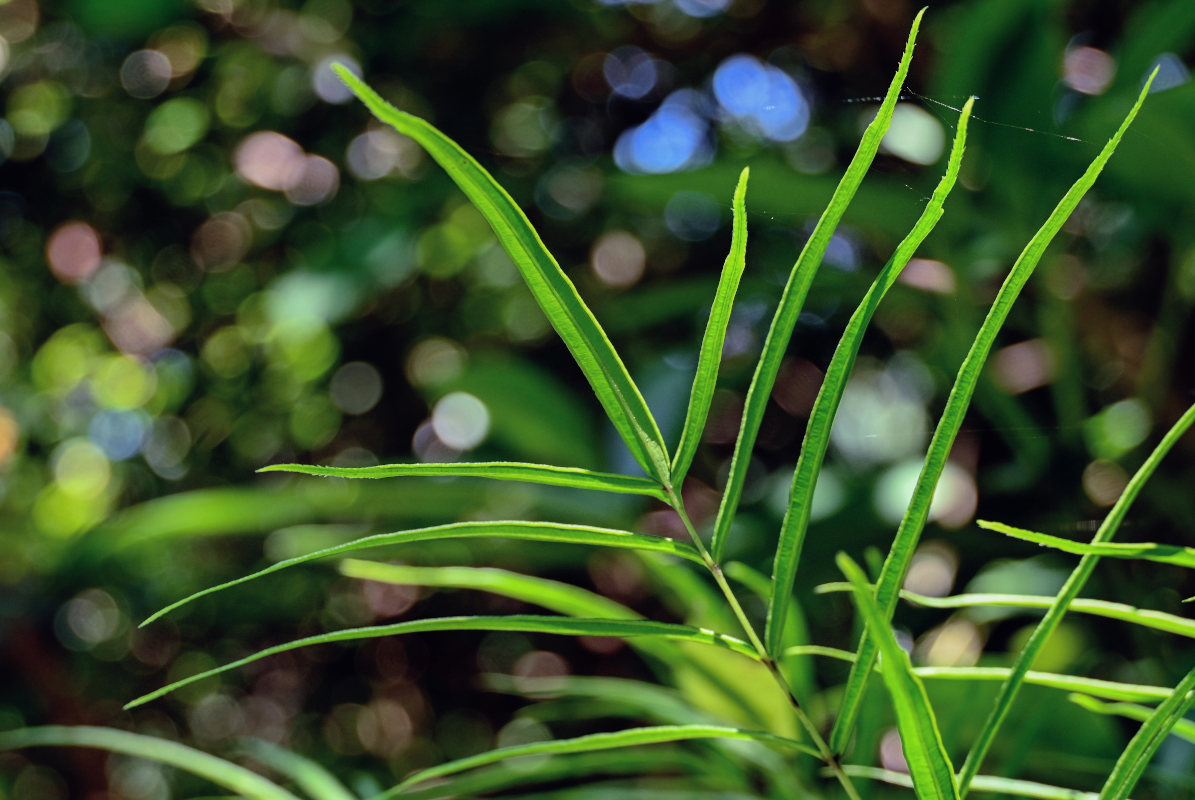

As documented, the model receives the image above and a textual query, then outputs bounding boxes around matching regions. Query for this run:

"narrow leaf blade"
[841,766,1099,800]
[0,726,302,800]
[765,97,974,656]
[334,65,670,483]
[384,724,818,796]
[238,738,359,800]
[126,616,759,709]
[339,560,639,620]
[815,583,1195,641]
[260,462,667,500]
[839,553,960,800]
[831,72,1160,758]
[957,400,1193,794]
[671,167,750,486]
[978,519,1195,568]
[708,8,926,562]
[1069,694,1195,746]
[1098,665,1195,800]
[142,521,703,626]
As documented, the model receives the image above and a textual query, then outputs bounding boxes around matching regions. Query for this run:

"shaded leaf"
[0,727,301,800]
[127,616,758,709]
[671,167,750,486]
[260,462,667,500]
[839,553,960,800]
[143,521,702,626]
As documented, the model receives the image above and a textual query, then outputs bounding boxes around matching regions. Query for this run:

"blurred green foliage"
[2,0,1194,797]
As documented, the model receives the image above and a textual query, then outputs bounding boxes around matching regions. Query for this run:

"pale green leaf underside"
[1097,665,1195,800]
[142,521,702,626]
[765,96,974,656]
[380,724,818,798]
[0,726,302,800]
[334,64,670,484]
[841,766,1098,800]
[708,8,925,563]
[816,583,1195,640]
[127,616,757,709]
[339,560,638,620]
[783,644,1174,703]
[978,519,1195,568]
[958,395,1193,794]
[1069,694,1195,745]
[671,167,750,486]
[832,71,1159,759]
[237,738,359,800]
[840,553,960,800]
[259,462,667,500]
[395,750,711,800]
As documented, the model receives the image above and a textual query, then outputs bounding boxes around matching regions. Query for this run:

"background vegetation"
[2,0,1194,797]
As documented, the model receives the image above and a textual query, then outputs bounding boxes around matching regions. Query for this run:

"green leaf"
[396,750,714,800]
[765,97,974,657]
[260,462,668,500]
[1068,694,1195,746]
[816,583,1195,640]
[838,553,960,800]
[1097,664,1195,800]
[378,724,818,797]
[671,167,750,486]
[781,643,1174,703]
[333,64,670,484]
[840,765,1099,800]
[0,726,302,800]
[237,738,358,800]
[957,399,1194,795]
[142,521,703,626]
[912,667,1171,704]
[831,72,1160,758]
[707,7,926,563]
[127,616,758,709]
[338,560,638,620]
[977,519,1195,568]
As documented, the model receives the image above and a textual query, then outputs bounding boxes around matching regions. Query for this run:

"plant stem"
[664,487,860,800]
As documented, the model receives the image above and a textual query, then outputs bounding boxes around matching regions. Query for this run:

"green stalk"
[665,487,860,800]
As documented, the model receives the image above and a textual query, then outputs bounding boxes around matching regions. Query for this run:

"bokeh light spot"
[8,80,70,137]
[603,47,658,99]
[144,97,210,155]
[614,90,711,174]
[879,103,944,165]
[1064,46,1116,95]
[121,50,172,99]
[1085,398,1151,459]
[664,190,720,241]
[53,439,111,500]
[675,0,731,17]
[92,354,157,409]
[235,131,306,191]
[591,230,646,288]
[46,221,102,284]
[89,409,149,460]
[432,391,490,451]
[284,154,339,205]
[313,55,359,104]
[330,361,383,415]
[0,406,18,464]
[406,338,466,388]
[714,55,809,142]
